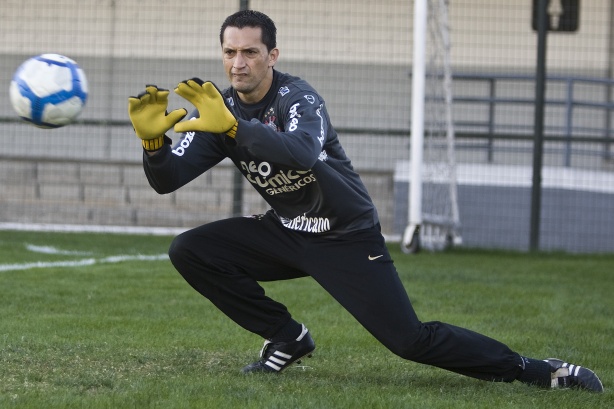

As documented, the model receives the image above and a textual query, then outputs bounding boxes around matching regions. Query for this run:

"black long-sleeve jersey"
[143,70,379,236]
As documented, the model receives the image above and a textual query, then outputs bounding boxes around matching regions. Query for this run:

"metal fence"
[453,73,614,166]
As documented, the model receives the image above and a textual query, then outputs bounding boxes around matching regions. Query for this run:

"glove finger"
[205,81,224,94]
[174,81,200,103]
[128,95,141,107]
[144,85,159,100]
[176,78,204,93]
[128,96,143,114]
[145,85,168,104]
[188,77,204,86]
[186,79,204,91]
[128,93,151,114]
[202,81,223,102]
[165,108,188,128]
[155,89,171,104]
[177,78,201,86]
[173,119,196,134]
[131,89,153,102]
[145,84,169,93]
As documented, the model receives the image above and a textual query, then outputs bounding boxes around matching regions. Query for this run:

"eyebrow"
[223,46,261,52]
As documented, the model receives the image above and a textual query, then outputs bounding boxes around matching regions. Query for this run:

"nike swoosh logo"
[368,255,384,261]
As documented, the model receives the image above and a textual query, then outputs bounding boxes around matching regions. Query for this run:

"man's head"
[220,10,279,103]
[220,10,277,52]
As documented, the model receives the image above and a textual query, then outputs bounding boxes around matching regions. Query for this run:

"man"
[128,10,603,391]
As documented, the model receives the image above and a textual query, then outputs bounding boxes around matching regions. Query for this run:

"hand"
[173,79,238,138]
[128,85,187,150]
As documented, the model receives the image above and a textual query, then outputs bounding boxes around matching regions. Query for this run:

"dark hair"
[219,10,277,51]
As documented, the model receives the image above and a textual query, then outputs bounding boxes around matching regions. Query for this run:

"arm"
[233,96,327,170]
[172,79,327,171]
[143,125,227,195]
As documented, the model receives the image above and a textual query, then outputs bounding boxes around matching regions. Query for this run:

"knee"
[387,338,423,361]
[168,232,188,264]
[382,323,433,361]
[168,229,224,271]
[168,230,205,266]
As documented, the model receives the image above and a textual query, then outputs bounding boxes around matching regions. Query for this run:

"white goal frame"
[402,0,461,253]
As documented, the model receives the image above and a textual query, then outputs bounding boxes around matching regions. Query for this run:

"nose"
[233,52,246,69]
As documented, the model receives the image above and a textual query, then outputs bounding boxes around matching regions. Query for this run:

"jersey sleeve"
[233,89,327,170]
[143,113,228,194]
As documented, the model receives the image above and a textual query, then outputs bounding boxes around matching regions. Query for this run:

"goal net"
[402,0,461,253]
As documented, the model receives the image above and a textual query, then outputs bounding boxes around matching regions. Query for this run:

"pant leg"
[301,225,523,382]
[168,213,308,339]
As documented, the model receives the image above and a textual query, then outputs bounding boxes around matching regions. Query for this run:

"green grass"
[0,230,612,408]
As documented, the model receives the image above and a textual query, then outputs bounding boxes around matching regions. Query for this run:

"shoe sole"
[242,349,315,374]
[290,351,314,368]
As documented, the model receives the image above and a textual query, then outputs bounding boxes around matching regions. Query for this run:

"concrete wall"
[393,162,614,253]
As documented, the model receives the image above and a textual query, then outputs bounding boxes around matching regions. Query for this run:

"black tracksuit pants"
[168,211,523,382]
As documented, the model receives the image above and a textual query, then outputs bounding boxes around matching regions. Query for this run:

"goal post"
[402,0,461,253]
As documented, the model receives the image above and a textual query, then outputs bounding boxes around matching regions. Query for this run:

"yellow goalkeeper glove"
[173,78,238,138]
[128,85,188,151]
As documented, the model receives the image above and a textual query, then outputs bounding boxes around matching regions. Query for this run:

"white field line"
[0,222,186,236]
[0,254,169,273]
[25,244,93,256]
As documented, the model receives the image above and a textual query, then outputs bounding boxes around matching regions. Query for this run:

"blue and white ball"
[9,54,88,128]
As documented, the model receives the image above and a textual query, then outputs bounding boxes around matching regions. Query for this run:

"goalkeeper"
[128,9,603,391]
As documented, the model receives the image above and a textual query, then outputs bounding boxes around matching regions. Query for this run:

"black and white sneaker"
[545,358,604,392]
[242,324,315,373]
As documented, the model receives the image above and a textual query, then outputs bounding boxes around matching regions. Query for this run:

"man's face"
[222,26,278,103]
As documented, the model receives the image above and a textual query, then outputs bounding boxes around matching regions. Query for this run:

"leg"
[302,225,523,382]
[168,214,308,339]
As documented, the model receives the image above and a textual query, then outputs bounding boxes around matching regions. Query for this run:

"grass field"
[0,229,612,408]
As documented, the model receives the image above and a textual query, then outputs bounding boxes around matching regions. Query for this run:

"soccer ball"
[9,54,88,128]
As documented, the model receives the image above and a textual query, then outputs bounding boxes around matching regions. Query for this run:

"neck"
[238,69,275,104]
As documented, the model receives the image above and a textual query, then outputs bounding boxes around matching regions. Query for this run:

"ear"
[268,48,279,67]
